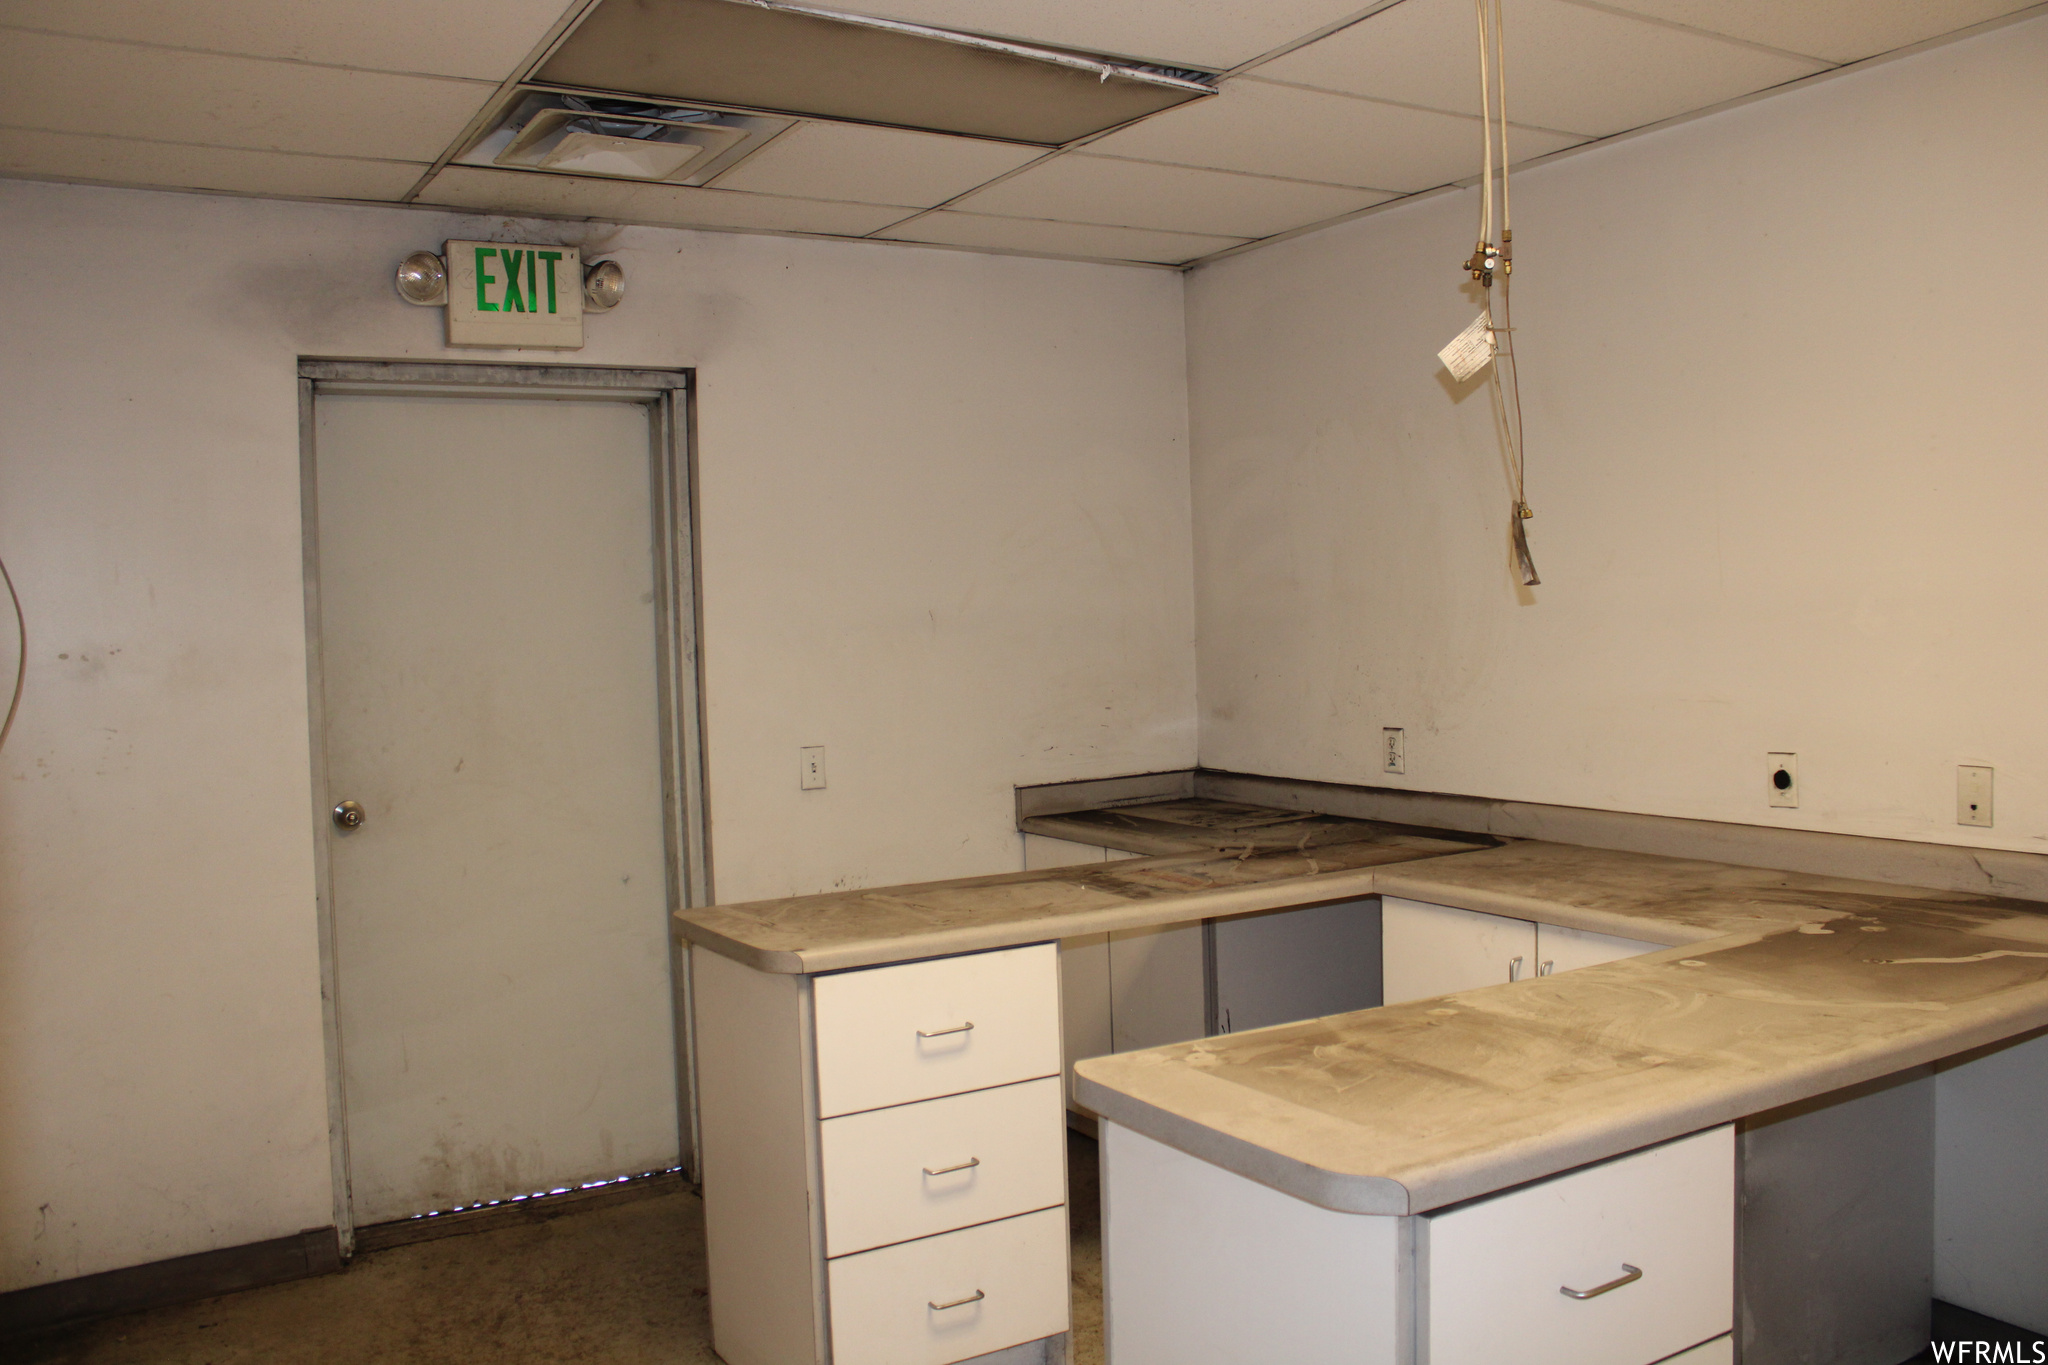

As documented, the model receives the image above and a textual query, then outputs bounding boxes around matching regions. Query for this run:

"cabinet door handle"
[922,1157,981,1177]
[1561,1264,1642,1300]
[1538,960,1556,977]
[916,1021,974,1039]
[1508,955,1525,982]
[929,1289,986,1312]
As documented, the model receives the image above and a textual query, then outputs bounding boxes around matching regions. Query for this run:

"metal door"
[302,364,703,1232]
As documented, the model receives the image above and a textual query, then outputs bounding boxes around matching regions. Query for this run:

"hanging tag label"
[1438,311,1495,382]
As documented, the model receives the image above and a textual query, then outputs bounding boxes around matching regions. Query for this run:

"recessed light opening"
[533,0,1218,147]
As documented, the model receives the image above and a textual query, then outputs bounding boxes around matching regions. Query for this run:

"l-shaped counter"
[674,798,2048,1364]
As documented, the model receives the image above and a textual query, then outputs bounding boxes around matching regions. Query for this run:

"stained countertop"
[1018,797,1481,857]
[673,811,1488,973]
[1076,840,2048,1214]
[673,799,2048,1214]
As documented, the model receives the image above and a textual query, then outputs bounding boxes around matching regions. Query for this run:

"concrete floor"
[8,1122,2031,1365]
[0,1132,1106,1365]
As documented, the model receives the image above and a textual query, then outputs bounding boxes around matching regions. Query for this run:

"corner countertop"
[1075,839,2048,1215]
[674,798,2048,1217]
[673,814,1489,974]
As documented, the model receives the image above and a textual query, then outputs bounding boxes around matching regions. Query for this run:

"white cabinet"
[1383,896,1538,1004]
[1384,896,1664,1005]
[1102,1119,1734,1365]
[695,944,1069,1365]
[1420,1126,1735,1365]
[1103,1122,1405,1365]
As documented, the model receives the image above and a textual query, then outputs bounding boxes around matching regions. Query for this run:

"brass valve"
[1464,240,1501,286]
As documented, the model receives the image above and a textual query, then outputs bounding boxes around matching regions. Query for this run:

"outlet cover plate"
[1768,753,1798,808]
[1958,765,1993,827]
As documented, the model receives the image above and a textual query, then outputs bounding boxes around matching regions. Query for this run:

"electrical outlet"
[1383,727,1405,775]
[800,746,826,791]
[1768,753,1798,808]
[1958,765,1993,827]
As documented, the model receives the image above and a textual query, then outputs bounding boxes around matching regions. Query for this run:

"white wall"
[0,181,1194,1288]
[1185,17,2048,853]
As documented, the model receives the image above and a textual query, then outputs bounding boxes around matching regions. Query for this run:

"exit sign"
[445,240,583,348]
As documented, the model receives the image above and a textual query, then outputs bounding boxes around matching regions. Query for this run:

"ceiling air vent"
[531,0,1218,147]
[457,92,793,185]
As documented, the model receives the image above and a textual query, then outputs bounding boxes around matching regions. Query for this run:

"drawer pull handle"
[929,1290,986,1312]
[1508,955,1525,983]
[923,1157,982,1177]
[916,1021,975,1039]
[1561,1264,1642,1300]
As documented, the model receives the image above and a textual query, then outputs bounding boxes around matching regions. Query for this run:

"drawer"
[813,944,1061,1118]
[822,1076,1066,1257]
[827,1207,1070,1365]
[1421,1126,1734,1365]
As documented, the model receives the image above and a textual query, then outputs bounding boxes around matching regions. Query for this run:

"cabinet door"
[1107,923,1207,1053]
[1535,923,1665,978]
[1382,896,1537,1006]
[1212,899,1381,1034]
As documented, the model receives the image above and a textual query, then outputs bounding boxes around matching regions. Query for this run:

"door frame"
[296,358,710,1253]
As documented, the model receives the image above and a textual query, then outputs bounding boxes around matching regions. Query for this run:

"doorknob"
[333,800,366,830]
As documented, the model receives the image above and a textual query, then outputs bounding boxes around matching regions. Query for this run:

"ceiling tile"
[877,209,1246,264]
[0,127,426,199]
[707,121,1046,208]
[1087,77,1583,192]
[953,153,1392,239]
[1586,0,2038,64]
[816,0,1372,70]
[0,31,494,162]
[1257,0,1827,137]
[0,0,576,80]
[417,165,916,236]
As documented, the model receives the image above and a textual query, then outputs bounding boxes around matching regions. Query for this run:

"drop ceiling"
[0,0,2037,268]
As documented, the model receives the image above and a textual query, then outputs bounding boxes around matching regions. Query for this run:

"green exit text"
[473,246,566,314]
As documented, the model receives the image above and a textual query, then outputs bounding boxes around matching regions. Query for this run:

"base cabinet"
[1103,1121,1733,1365]
[1383,897,1665,1005]
[696,944,1071,1365]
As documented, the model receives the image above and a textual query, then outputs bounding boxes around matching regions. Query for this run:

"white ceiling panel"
[418,165,916,236]
[0,127,427,200]
[876,209,1246,264]
[1086,77,1583,192]
[819,0,1370,69]
[0,31,495,162]
[1258,0,1828,137]
[1588,0,2039,64]
[953,153,1392,239]
[0,1,576,81]
[708,121,1046,208]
